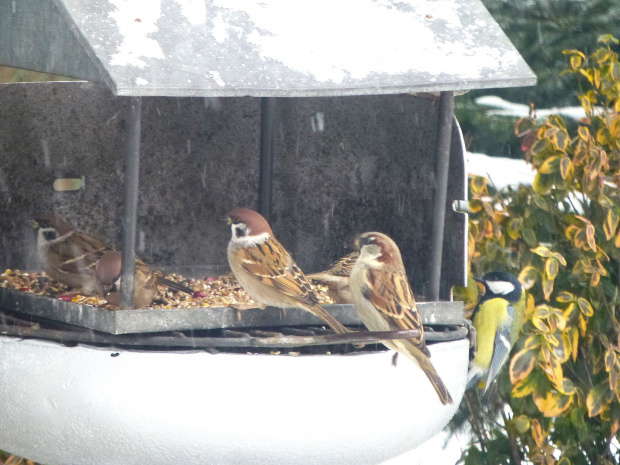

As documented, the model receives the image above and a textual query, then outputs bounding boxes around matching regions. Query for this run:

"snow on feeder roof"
[0,0,536,97]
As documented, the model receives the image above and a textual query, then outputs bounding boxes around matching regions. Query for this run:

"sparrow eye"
[360,236,374,246]
[235,224,247,238]
[42,230,58,241]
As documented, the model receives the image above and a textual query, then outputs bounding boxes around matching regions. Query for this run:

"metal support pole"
[428,91,454,301]
[258,97,276,221]
[120,97,142,309]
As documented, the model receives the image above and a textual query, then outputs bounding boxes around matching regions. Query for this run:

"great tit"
[466,271,526,393]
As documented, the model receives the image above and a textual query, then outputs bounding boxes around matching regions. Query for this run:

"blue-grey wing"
[483,304,515,393]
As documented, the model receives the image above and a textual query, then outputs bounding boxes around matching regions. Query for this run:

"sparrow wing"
[329,252,359,277]
[361,267,427,352]
[238,239,320,308]
[51,231,110,276]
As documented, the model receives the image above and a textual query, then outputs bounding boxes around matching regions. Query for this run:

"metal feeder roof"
[1,0,536,97]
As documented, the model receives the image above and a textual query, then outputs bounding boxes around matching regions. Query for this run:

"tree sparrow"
[308,252,359,304]
[226,207,348,334]
[349,232,453,405]
[27,215,193,308]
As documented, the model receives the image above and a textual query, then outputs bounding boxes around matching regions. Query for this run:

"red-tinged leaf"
[531,419,545,447]
[510,347,538,384]
[586,224,596,250]
[559,156,573,180]
[591,272,601,287]
[578,125,591,141]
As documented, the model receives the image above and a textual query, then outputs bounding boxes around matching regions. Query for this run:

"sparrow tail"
[404,344,454,405]
[157,276,194,295]
[307,304,349,334]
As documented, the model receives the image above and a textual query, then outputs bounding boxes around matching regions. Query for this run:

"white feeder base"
[0,336,468,464]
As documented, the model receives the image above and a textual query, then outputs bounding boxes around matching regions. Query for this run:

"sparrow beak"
[24,220,39,230]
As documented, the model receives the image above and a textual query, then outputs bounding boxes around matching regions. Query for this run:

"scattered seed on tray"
[0,269,335,310]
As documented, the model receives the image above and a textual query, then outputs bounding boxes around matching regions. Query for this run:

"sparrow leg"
[392,352,399,367]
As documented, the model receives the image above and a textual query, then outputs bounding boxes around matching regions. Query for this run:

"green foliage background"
[455,35,620,465]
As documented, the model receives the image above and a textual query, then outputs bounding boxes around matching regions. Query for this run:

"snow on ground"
[475,95,589,121]
[466,151,535,190]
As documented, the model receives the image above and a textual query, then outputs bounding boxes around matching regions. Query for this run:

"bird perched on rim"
[26,214,193,308]
[466,271,526,393]
[308,251,359,304]
[226,207,348,334]
[349,231,453,405]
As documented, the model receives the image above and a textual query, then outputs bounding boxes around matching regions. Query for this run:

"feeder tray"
[0,286,463,336]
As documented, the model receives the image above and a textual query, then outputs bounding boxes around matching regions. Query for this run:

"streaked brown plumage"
[308,252,359,304]
[350,232,453,405]
[27,215,192,308]
[226,207,348,334]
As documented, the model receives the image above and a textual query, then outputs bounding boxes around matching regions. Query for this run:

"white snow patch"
[476,95,590,121]
[209,0,518,83]
[209,71,225,86]
[135,77,149,85]
[109,0,165,68]
[467,151,534,190]
[176,0,207,26]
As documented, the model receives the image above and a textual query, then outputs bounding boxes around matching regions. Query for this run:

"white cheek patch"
[486,280,515,295]
[230,231,271,248]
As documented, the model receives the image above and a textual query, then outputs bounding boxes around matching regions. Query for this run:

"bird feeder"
[0,0,536,463]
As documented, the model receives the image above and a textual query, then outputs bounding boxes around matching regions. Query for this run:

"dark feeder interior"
[0,83,467,349]
[0,1,537,463]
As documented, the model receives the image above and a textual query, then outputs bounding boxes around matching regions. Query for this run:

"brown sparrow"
[27,215,108,297]
[349,232,453,405]
[27,215,193,308]
[308,252,359,304]
[226,207,348,334]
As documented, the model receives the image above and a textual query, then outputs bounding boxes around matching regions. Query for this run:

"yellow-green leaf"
[509,415,531,434]
[542,274,554,301]
[587,382,614,417]
[604,208,619,240]
[545,257,559,280]
[539,155,562,174]
[470,176,487,195]
[556,291,574,303]
[519,266,539,290]
[534,390,574,417]
[510,347,538,384]
[512,376,537,398]
[531,246,552,258]
[577,297,594,317]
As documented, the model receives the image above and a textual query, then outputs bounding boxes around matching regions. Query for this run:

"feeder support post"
[258,97,276,222]
[428,91,455,301]
[120,97,142,309]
